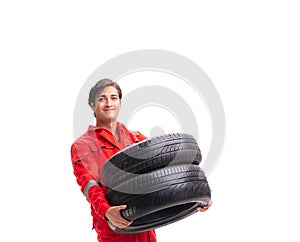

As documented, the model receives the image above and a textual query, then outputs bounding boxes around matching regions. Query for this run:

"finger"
[116,220,133,229]
[116,204,127,210]
[197,205,210,212]
[118,216,132,224]
[198,200,213,211]
[197,207,206,212]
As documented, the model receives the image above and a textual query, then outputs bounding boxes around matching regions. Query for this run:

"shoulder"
[73,131,89,144]
[117,122,148,142]
[71,131,93,151]
[129,130,148,142]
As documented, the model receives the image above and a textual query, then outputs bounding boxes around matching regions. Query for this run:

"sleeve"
[71,142,111,219]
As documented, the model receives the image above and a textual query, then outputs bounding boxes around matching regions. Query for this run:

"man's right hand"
[105,205,133,229]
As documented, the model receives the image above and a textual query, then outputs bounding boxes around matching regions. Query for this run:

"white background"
[1,1,299,241]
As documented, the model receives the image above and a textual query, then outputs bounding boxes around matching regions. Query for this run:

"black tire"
[102,133,202,189]
[106,164,208,199]
[108,202,201,234]
[105,164,211,234]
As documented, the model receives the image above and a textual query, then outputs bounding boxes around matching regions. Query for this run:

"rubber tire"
[102,133,202,189]
[105,164,211,234]
[108,202,201,234]
[106,164,208,199]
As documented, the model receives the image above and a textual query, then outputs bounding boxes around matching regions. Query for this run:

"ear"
[89,102,95,111]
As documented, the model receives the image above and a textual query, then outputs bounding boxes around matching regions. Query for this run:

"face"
[92,86,121,125]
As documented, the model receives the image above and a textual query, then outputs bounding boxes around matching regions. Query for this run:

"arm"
[71,143,131,228]
[71,143,110,219]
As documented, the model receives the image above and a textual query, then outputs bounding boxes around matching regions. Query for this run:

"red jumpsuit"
[71,123,157,242]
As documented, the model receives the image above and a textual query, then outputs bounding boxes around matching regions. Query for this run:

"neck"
[96,120,118,135]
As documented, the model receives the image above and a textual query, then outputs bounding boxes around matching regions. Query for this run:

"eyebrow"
[97,93,119,98]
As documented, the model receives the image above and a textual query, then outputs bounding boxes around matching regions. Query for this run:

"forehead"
[97,86,119,97]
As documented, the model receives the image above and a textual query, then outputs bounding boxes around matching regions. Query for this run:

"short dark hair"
[88,78,122,108]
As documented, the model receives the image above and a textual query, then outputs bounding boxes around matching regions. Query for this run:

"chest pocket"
[85,141,115,179]
[87,140,114,152]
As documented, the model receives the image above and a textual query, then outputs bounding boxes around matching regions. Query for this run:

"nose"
[105,98,113,107]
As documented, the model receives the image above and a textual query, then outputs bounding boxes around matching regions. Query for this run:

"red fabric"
[71,123,157,242]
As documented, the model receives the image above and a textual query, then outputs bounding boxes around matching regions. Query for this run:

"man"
[70,78,211,242]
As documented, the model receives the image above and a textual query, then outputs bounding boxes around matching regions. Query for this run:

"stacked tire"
[102,133,211,234]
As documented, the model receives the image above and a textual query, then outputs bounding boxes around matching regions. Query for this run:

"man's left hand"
[197,200,213,212]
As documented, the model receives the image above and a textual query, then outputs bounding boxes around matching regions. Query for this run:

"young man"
[70,79,211,242]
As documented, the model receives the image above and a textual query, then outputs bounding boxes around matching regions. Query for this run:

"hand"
[197,200,213,212]
[105,205,133,229]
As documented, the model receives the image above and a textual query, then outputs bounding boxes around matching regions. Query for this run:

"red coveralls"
[70,123,157,242]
